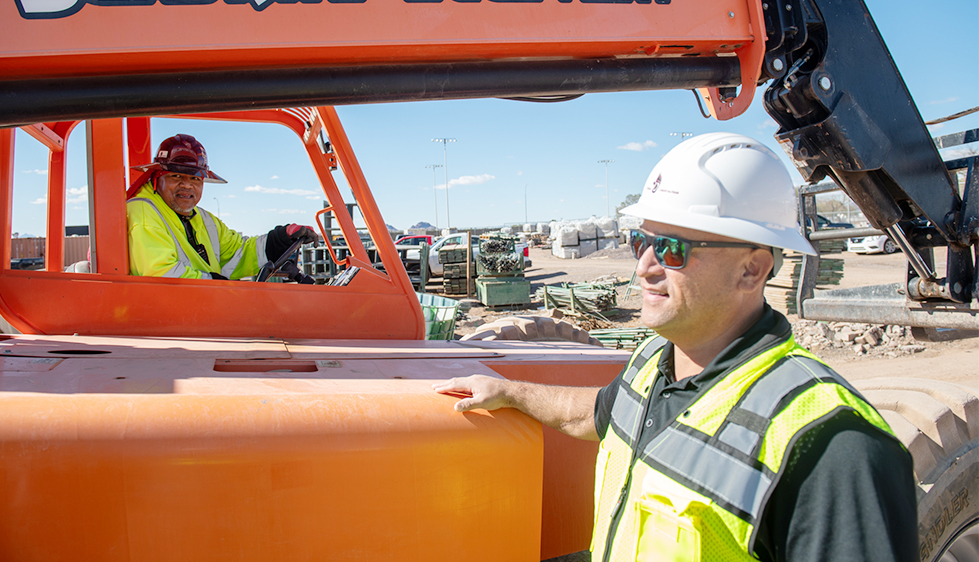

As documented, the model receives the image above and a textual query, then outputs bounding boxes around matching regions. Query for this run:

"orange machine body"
[0,336,627,561]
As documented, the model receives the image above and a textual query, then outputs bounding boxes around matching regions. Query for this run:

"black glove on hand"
[286,224,318,244]
[266,224,317,262]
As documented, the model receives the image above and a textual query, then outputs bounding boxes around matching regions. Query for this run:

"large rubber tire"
[853,378,979,562]
[460,316,604,347]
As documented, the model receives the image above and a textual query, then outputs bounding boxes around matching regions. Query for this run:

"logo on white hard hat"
[647,174,662,194]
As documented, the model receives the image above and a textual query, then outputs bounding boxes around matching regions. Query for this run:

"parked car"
[332,232,373,247]
[394,235,434,246]
[805,214,855,229]
[848,234,898,254]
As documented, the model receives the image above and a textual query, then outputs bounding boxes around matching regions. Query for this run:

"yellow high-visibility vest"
[591,335,899,562]
[127,183,266,279]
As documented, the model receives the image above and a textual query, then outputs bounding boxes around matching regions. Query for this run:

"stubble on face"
[636,221,750,345]
[158,173,203,216]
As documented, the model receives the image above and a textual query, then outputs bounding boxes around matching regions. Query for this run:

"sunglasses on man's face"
[629,230,762,269]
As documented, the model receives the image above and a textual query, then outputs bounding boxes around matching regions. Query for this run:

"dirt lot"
[441,247,978,387]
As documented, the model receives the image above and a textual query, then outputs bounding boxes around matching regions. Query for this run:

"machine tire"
[460,316,604,347]
[853,378,979,562]
[883,238,899,254]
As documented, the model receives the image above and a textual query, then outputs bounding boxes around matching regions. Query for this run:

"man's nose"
[636,246,664,277]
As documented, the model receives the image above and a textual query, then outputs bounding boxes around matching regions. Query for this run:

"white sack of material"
[598,238,620,250]
[580,239,599,256]
[552,246,581,259]
[576,218,598,240]
[596,216,618,238]
[555,227,579,247]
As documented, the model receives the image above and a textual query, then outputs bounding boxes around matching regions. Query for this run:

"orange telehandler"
[0,0,976,560]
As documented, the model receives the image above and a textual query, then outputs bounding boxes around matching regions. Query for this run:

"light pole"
[670,131,694,144]
[426,164,442,230]
[213,197,220,218]
[431,138,456,229]
[598,160,614,217]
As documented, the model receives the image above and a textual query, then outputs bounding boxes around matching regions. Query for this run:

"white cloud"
[617,140,657,152]
[517,171,523,176]
[270,175,279,180]
[928,97,958,105]
[67,185,88,204]
[446,174,495,189]
[305,196,321,200]
[22,169,48,175]
[30,196,46,205]
[244,185,317,196]
[226,194,237,198]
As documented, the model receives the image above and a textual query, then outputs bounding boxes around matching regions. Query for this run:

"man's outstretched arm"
[433,375,601,441]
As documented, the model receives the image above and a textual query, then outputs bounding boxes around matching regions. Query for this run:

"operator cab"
[0,110,426,339]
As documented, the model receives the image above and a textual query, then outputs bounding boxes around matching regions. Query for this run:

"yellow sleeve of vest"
[212,215,262,280]
[128,201,208,280]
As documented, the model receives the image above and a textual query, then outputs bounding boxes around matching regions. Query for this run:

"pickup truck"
[422,233,531,277]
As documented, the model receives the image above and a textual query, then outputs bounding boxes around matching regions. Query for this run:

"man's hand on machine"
[286,224,318,245]
[266,223,319,262]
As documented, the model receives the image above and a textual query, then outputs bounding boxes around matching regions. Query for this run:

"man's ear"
[738,248,774,293]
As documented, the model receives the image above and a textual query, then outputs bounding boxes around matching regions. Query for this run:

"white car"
[847,234,898,254]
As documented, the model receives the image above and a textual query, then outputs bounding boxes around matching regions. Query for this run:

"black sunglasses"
[629,229,763,269]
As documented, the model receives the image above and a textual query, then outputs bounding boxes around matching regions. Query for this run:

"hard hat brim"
[621,201,817,256]
[130,163,228,184]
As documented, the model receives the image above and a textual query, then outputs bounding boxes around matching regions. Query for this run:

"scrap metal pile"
[477,252,522,275]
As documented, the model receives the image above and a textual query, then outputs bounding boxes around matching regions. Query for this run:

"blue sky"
[11,0,978,237]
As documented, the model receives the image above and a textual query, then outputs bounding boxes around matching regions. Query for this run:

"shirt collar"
[657,303,793,390]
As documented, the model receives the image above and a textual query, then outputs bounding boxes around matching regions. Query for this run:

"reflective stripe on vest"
[199,209,221,266]
[130,197,193,278]
[133,198,223,279]
[592,338,897,562]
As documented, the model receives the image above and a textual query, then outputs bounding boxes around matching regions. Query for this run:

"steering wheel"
[257,238,305,282]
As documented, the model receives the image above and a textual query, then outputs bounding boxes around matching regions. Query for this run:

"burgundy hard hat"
[131,134,227,184]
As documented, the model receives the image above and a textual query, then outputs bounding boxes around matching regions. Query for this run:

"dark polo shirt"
[594,305,917,562]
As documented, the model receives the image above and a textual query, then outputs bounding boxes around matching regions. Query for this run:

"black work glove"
[266,224,317,262]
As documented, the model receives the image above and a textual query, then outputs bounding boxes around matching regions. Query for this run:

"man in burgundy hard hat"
[126,134,317,280]
[434,133,916,561]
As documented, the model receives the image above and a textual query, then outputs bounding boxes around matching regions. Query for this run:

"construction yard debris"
[588,327,657,351]
[792,320,926,357]
[764,246,845,314]
[536,282,618,314]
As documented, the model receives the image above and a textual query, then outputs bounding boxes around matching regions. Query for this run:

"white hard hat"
[621,132,816,256]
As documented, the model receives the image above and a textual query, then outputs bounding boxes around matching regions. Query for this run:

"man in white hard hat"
[434,133,917,562]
